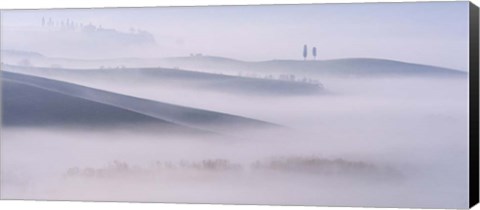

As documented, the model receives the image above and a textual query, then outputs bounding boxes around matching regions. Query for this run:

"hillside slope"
[160,56,467,77]
[2,79,194,133]
[2,71,279,133]
[2,50,465,77]
[4,64,322,95]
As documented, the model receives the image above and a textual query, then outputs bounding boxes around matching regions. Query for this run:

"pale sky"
[1,1,470,70]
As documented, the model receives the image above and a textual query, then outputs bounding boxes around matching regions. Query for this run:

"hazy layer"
[1,71,469,208]
[0,2,469,70]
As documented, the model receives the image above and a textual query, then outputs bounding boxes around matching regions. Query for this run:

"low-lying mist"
[0,68,470,208]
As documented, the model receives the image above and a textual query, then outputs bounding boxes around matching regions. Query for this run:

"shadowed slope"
[2,79,197,134]
[2,71,280,133]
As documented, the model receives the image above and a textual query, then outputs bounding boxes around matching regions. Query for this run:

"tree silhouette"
[312,47,317,60]
[303,45,308,60]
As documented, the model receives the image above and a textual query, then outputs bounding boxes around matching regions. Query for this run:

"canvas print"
[0,2,476,209]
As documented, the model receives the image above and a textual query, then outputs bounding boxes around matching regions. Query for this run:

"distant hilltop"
[0,18,159,58]
[1,49,44,58]
[39,17,156,45]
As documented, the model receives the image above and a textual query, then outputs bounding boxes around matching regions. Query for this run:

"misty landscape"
[0,2,472,209]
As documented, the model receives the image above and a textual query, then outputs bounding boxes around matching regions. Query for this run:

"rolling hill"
[2,50,466,78]
[1,71,279,133]
[3,64,322,96]
[160,56,468,77]
[2,78,195,133]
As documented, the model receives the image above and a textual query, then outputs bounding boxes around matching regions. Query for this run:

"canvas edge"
[469,1,480,209]
[0,9,5,201]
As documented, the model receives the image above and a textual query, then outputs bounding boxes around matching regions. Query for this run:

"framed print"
[1,1,479,209]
